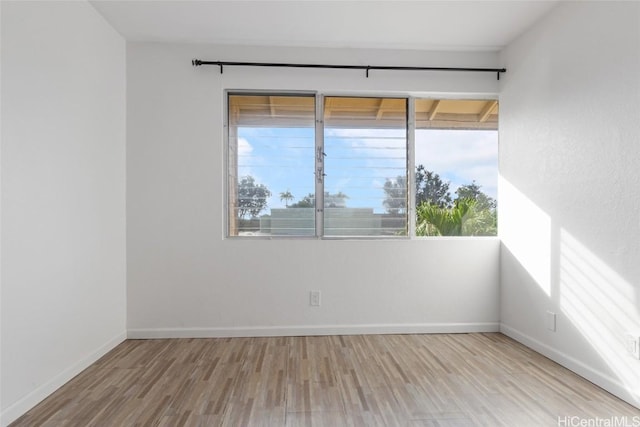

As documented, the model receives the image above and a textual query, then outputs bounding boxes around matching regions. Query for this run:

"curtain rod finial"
[192,59,202,67]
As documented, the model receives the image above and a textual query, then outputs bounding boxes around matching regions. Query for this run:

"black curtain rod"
[192,59,506,80]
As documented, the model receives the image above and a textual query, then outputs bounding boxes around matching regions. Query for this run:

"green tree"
[416,165,452,208]
[382,175,407,214]
[237,176,271,219]
[288,192,349,208]
[325,191,348,208]
[462,206,497,236]
[454,181,497,235]
[279,190,294,207]
[416,198,497,236]
[288,193,315,208]
[383,166,498,235]
[383,166,452,214]
[416,198,476,236]
[455,181,496,211]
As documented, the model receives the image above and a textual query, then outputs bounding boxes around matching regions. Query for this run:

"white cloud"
[323,128,406,210]
[237,137,253,156]
[415,129,498,198]
[324,127,406,176]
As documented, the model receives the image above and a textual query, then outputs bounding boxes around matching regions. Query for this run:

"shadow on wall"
[499,176,640,407]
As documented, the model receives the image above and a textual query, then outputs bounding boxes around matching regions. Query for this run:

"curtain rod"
[191,59,506,80]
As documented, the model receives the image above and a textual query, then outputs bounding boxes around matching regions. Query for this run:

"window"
[323,97,407,236]
[227,94,315,236]
[227,92,497,238]
[413,99,498,236]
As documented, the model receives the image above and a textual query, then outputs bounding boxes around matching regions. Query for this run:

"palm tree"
[416,198,497,236]
[279,190,294,207]
[416,198,476,236]
[462,206,497,236]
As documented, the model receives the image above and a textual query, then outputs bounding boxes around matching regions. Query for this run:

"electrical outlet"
[310,290,321,307]
[625,333,640,359]
[546,311,556,332]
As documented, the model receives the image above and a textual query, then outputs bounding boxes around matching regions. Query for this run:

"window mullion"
[408,97,416,238]
[315,94,325,238]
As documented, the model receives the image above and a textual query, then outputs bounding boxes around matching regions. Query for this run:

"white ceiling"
[90,0,559,51]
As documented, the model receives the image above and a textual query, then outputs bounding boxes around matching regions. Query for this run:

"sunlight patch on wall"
[560,229,640,402]
[499,176,551,295]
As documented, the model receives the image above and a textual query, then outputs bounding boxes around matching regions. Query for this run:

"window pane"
[228,94,315,236]
[323,97,408,236]
[414,99,498,236]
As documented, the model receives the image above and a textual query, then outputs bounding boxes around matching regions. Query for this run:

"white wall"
[126,43,501,338]
[0,2,127,424]
[499,1,640,407]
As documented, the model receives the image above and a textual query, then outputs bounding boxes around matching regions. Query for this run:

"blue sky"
[236,126,498,213]
[416,129,499,200]
[237,127,315,208]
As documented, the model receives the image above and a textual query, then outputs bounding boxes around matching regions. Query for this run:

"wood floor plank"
[287,336,344,413]
[220,337,288,426]
[9,333,640,427]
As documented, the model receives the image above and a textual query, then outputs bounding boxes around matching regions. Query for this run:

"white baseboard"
[500,323,640,409]
[128,322,500,339]
[1,331,127,427]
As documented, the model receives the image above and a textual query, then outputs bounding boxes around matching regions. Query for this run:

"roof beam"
[376,99,392,120]
[428,100,441,121]
[478,100,498,123]
[324,97,332,119]
[269,96,276,117]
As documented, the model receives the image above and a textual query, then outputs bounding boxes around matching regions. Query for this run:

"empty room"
[1,1,639,425]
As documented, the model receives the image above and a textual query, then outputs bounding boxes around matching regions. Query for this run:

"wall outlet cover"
[310,290,321,307]
[546,311,556,332]
[624,333,640,359]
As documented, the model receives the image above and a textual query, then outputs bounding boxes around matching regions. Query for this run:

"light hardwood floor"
[10,333,640,426]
